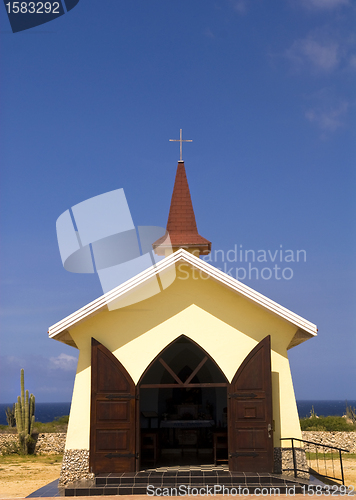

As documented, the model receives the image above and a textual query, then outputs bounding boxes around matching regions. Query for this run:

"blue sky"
[0,0,355,404]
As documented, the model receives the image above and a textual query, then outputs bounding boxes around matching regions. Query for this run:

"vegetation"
[0,416,68,456]
[0,439,21,455]
[345,402,356,424]
[299,402,356,431]
[5,404,16,427]
[32,415,69,434]
[14,369,36,454]
[306,453,356,460]
[0,453,63,465]
[310,405,317,418]
[300,416,356,432]
[0,416,69,436]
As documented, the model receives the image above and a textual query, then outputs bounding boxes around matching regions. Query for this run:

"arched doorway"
[138,335,229,467]
[89,335,273,474]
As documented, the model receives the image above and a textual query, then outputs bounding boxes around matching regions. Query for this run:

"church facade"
[49,160,317,485]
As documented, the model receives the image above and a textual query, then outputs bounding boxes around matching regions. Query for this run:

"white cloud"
[49,353,77,371]
[232,0,247,14]
[0,354,78,403]
[286,36,340,73]
[305,101,348,131]
[349,54,356,69]
[300,0,349,10]
[284,21,356,75]
[304,88,349,132]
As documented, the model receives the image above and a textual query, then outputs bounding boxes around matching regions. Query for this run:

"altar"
[159,419,215,451]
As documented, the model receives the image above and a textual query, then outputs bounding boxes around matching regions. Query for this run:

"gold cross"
[169,129,192,161]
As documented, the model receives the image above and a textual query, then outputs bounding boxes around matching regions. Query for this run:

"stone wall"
[1,431,354,457]
[59,449,94,486]
[302,431,356,453]
[0,433,66,455]
[0,434,18,454]
[274,447,309,478]
[275,432,355,479]
[1,430,354,484]
[35,433,66,454]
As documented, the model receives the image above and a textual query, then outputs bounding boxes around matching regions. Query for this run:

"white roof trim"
[48,248,317,339]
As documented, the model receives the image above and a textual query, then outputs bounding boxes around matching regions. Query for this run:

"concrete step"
[95,472,303,487]
[63,483,321,496]
[62,472,327,496]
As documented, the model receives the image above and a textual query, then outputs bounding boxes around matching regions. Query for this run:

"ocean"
[296,400,356,419]
[0,400,355,426]
[0,402,71,426]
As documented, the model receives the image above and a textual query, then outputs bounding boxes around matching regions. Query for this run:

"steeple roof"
[154,161,211,255]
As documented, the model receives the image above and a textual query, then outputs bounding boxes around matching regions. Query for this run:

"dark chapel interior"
[139,336,229,467]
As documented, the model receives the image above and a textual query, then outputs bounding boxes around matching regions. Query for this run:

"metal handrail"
[280,437,349,485]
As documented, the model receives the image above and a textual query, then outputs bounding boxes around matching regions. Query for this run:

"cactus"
[15,369,35,454]
[5,404,16,427]
[345,401,356,424]
[309,405,317,418]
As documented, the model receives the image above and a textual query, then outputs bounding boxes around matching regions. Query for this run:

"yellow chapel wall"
[65,264,302,451]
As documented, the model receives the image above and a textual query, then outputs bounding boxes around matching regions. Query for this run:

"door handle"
[267,424,272,438]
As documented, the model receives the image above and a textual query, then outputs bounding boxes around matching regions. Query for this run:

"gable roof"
[48,248,317,349]
[153,162,211,254]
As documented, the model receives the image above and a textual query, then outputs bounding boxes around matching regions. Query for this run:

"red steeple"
[153,161,211,256]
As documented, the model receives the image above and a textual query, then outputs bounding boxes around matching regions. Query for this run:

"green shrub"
[306,452,356,460]
[0,440,21,455]
[54,415,69,424]
[1,416,69,435]
[300,416,356,432]
[32,416,68,433]
[0,425,16,433]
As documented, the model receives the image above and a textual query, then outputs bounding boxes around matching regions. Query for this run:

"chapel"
[49,153,317,486]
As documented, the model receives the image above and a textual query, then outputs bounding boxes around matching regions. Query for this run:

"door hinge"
[229,451,259,458]
[228,393,257,399]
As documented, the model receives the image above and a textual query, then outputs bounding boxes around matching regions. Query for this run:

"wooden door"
[90,338,136,474]
[228,335,273,472]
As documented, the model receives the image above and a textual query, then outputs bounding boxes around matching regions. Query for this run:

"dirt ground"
[0,455,62,498]
[0,456,355,499]
[308,457,356,489]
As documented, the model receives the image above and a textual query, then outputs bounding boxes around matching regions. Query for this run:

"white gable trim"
[48,248,317,340]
